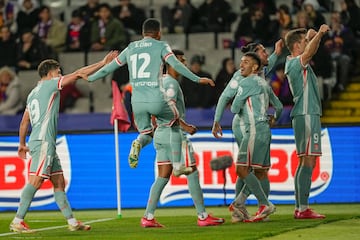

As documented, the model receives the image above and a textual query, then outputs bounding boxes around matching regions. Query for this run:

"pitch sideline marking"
[0,217,115,237]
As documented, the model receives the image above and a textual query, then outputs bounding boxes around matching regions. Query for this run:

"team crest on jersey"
[229,80,238,89]
[0,136,71,208]
[166,87,175,98]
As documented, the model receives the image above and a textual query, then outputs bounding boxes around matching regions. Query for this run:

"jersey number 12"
[130,53,151,78]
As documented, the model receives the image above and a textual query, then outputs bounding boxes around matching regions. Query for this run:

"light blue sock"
[297,166,313,211]
[243,173,269,206]
[187,170,206,214]
[54,191,74,219]
[16,184,37,219]
[294,166,301,209]
[235,177,244,197]
[260,178,270,198]
[144,177,169,217]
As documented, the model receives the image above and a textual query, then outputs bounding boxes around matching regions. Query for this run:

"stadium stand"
[18,70,39,106]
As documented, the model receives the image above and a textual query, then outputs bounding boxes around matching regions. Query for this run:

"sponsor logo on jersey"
[0,136,71,207]
[159,129,333,204]
[133,81,159,87]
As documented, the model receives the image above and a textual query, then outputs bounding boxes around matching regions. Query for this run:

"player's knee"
[236,166,249,179]
[254,169,268,180]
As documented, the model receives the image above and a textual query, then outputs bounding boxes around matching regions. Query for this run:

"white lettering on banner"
[158,129,333,204]
[0,136,71,207]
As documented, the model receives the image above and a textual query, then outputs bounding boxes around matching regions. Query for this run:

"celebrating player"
[284,25,329,219]
[87,18,214,175]
[142,49,224,227]
[230,52,283,222]
[10,51,118,233]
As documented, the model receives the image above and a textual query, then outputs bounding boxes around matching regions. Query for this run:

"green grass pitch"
[0,204,359,240]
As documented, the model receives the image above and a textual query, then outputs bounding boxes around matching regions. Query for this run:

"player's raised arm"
[301,24,330,66]
[266,39,284,74]
[269,87,283,125]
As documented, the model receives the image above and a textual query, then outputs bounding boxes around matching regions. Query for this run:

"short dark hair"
[37,59,60,78]
[71,9,82,18]
[98,3,112,12]
[172,49,184,56]
[164,49,184,70]
[241,43,260,54]
[142,18,161,34]
[243,52,261,71]
[38,5,50,14]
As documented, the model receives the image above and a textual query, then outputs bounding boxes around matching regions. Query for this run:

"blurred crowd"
[0,0,359,126]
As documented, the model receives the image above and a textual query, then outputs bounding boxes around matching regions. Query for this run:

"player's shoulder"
[37,78,59,87]
[286,55,301,65]
[232,70,242,79]
[226,70,242,88]
[285,56,301,73]
[242,75,257,85]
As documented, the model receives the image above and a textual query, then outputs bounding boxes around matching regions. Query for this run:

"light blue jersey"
[88,37,200,103]
[231,75,283,124]
[214,53,278,123]
[27,78,62,145]
[214,71,243,122]
[26,77,63,178]
[285,56,322,117]
[154,75,188,167]
[155,74,185,127]
[231,75,283,168]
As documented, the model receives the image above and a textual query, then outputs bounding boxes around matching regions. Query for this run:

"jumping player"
[142,49,224,227]
[87,18,214,175]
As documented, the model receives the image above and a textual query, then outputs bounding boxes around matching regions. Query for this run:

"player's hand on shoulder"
[199,77,215,86]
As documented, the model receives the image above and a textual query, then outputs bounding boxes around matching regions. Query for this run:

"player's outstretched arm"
[274,39,284,56]
[165,52,215,86]
[87,49,126,82]
[78,50,119,78]
[302,24,330,65]
[62,51,119,87]
[18,109,30,159]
